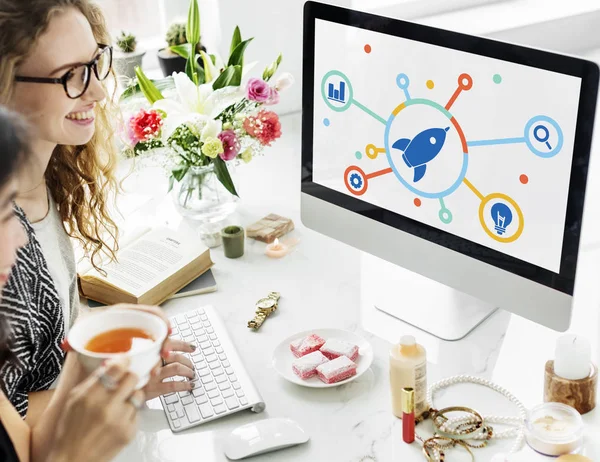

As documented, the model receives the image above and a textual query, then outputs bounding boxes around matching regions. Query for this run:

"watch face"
[257,298,276,309]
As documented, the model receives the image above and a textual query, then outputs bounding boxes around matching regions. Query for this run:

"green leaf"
[172,165,189,182]
[186,0,201,47]
[120,77,174,102]
[229,26,242,58]
[229,65,242,87]
[134,66,164,104]
[213,156,238,197]
[199,50,213,82]
[170,44,190,59]
[186,55,198,85]
[168,175,175,193]
[212,65,235,90]
[227,38,253,68]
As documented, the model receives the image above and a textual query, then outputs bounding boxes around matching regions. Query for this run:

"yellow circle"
[366,144,379,159]
[426,80,435,89]
[478,193,524,243]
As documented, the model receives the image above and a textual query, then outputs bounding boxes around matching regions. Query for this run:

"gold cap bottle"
[402,387,415,414]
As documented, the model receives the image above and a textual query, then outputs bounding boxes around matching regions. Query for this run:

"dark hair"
[0,105,30,367]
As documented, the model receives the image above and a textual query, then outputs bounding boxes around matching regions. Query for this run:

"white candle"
[554,334,591,380]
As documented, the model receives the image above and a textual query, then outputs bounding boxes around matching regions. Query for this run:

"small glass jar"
[525,403,584,456]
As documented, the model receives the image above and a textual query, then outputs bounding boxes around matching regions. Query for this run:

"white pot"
[113,49,146,82]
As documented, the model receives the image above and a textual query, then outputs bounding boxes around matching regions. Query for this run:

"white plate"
[272,328,374,388]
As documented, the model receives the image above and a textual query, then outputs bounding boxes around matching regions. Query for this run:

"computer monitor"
[300,1,599,340]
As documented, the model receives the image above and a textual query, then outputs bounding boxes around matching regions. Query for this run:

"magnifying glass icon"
[533,124,552,150]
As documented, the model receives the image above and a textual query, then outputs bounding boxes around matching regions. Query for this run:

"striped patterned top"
[0,205,64,417]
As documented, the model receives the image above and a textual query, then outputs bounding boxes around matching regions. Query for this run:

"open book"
[79,227,214,306]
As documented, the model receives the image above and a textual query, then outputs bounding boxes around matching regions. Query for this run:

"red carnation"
[243,110,282,146]
[129,109,163,143]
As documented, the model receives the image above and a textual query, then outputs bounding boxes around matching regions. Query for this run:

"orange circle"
[520,174,529,184]
[426,80,434,89]
[364,44,372,53]
[458,73,473,90]
[414,198,422,207]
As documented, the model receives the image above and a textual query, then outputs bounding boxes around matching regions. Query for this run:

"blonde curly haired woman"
[0,0,196,424]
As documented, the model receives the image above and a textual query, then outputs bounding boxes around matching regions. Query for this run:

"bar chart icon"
[327,80,346,103]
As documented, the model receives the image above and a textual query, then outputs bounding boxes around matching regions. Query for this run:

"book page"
[84,227,207,297]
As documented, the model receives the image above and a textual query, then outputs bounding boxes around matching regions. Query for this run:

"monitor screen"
[303,9,600,295]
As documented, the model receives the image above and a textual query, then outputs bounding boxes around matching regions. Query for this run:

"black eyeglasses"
[15,44,113,99]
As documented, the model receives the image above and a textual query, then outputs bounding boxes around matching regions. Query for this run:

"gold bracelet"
[432,406,485,441]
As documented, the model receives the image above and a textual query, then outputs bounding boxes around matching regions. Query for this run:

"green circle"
[493,74,502,84]
[321,70,353,112]
[355,151,362,160]
[439,208,453,224]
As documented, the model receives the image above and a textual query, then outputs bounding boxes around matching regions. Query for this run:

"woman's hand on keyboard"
[143,339,196,400]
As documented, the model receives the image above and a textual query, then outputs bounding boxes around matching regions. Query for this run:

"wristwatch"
[248,292,281,330]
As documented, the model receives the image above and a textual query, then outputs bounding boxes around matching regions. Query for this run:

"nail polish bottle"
[402,387,415,443]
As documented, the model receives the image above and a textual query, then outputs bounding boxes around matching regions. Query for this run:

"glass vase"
[171,163,238,223]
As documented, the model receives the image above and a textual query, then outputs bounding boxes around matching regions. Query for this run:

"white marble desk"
[111,112,600,462]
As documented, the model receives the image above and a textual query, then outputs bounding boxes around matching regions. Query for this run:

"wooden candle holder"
[544,360,598,415]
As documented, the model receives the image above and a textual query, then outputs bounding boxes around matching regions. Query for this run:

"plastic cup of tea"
[68,309,168,389]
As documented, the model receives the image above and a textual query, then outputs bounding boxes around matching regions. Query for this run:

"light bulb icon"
[491,202,513,235]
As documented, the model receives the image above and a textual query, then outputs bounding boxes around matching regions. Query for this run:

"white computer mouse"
[223,417,310,460]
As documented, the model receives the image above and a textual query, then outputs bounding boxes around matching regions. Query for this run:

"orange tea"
[85,328,155,354]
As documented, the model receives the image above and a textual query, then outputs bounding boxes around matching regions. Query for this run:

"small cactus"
[165,22,205,53]
[116,31,137,53]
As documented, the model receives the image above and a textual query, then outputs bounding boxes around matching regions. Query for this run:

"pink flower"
[246,78,271,103]
[265,87,279,106]
[217,130,241,161]
[243,110,282,146]
[129,109,163,143]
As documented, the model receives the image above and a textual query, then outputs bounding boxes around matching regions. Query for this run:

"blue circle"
[439,208,453,224]
[524,115,563,158]
[323,118,330,127]
[396,73,410,90]
[384,99,468,199]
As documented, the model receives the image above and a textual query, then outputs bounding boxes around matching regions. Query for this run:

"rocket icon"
[392,126,450,182]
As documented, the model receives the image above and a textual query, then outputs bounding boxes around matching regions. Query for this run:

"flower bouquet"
[120,0,293,221]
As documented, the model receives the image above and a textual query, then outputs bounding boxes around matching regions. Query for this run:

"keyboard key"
[191,349,203,358]
[201,376,213,385]
[218,353,227,361]
[175,315,186,325]
[199,403,213,418]
[236,389,245,398]
[192,388,205,397]
[240,397,248,406]
[167,404,175,412]
[200,341,211,350]
[165,395,179,404]
[207,389,219,399]
[216,375,227,384]
[175,403,185,418]
[214,404,227,415]
[180,328,192,337]
[200,314,208,321]
[199,369,211,378]
[203,321,211,328]
[225,396,239,410]
[230,374,238,383]
[197,307,205,315]
[181,395,194,405]
[192,326,204,334]
[219,382,231,391]
[205,353,217,363]
[209,334,218,341]
[225,367,234,375]
[213,368,224,377]
[195,395,208,405]
[222,388,234,398]
[193,356,206,366]
[170,411,178,420]
[212,340,221,347]
[210,397,223,406]
[205,382,217,392]
[232,383,241,390]
[183,335,194,343]
[209,361,221,370]
[222,360,230,368]
[196,361,208,370]
[197,334,209,343]
[203,347,214,356]
[185,311,196,319]
[215,347,224,354]
[184,404,201,423]
[173,420,181,429]
[206,327,215,334]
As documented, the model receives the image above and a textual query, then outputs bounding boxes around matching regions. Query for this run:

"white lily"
[153,72,244,140]
[200,51,258,85]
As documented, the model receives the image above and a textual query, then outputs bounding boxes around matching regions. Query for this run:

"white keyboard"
[160,306,265,432]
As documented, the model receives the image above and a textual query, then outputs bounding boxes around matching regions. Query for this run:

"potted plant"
[157,22,207,77]
[113,31,145,82]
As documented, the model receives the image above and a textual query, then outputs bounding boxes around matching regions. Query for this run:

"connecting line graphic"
[462,177,484,201]
[352,99,387,125]
[467,137,526,147]
[445,73,473,110]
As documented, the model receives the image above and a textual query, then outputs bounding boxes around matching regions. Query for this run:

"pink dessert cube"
[316,356,357,384]
[290,334,326,358]
[320,338,359,361]
[292,351,329,379]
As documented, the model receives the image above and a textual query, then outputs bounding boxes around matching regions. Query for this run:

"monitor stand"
[361,253,498,342]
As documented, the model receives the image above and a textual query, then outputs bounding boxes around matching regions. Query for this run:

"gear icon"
[350,173,363,189]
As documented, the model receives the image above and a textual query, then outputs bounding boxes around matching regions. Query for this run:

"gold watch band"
[248,292,281,329]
